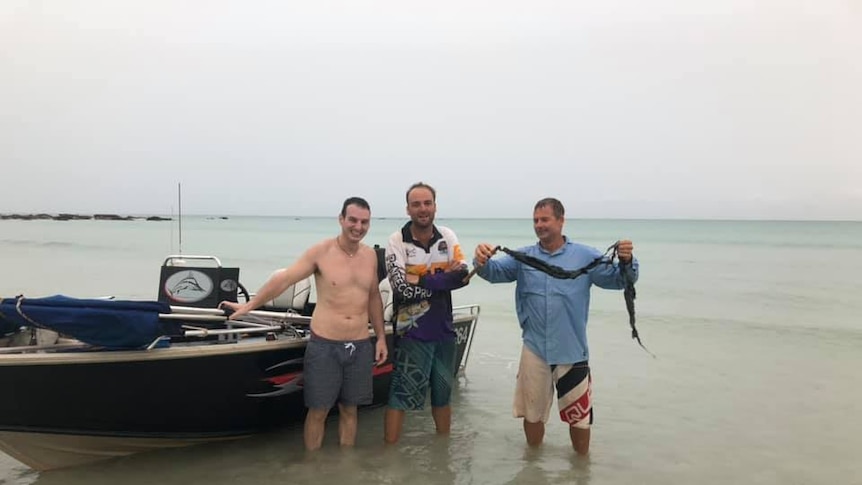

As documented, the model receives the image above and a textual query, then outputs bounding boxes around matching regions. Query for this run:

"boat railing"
[154,306,312,346]
[166,306,312,325]
[162,255,223,267]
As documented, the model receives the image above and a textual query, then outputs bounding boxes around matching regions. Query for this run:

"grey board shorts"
[303,332,374,409]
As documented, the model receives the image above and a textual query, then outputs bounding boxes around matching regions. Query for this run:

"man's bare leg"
[431,405,451,435]
[523,419,545,447]
[304,408,329,451]
[570,426,590,455]
[384,408,405,444]
[338,403,358,446]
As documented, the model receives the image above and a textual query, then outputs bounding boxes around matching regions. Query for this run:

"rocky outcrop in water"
[0,213,173,221]
[93,214,135,221]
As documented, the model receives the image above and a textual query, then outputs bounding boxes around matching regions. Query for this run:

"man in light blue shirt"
[473,197,638,455]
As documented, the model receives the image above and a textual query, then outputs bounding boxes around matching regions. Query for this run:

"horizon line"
[2,212,860,223]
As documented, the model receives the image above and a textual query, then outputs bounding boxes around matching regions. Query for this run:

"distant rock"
[93,214,135,221]
[0,213,171,222]
[0,213,52,220]
[55,213,92,221]
[1,213,59,221]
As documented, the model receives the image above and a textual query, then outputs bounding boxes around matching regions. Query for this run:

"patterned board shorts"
[387,338,456,411]
[513,345,593,429]
[303,333,374,409]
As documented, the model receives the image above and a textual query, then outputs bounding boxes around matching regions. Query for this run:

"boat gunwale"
[0,307,480,366]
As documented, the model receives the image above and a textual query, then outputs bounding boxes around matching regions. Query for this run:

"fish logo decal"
[164,270,214,303]
[395,300,431,334]
[220,279,238,292]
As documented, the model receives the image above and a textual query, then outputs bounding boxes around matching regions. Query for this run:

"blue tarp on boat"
[0,295,172,349]
[0,314,17,337]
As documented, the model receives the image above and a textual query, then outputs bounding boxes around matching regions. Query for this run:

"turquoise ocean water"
[1,217,861,484]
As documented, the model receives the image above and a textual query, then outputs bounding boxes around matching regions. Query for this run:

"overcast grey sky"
[1,1,859,220]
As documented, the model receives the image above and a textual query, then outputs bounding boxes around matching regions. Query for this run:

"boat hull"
[0,311,478,470]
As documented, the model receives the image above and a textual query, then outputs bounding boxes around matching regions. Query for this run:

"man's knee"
[338,403,358,417]
[306,408,330,423]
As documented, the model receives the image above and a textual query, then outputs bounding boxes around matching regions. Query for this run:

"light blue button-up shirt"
[476,238,639,365]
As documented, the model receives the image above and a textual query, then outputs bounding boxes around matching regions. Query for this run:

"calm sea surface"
[1,217,861,484]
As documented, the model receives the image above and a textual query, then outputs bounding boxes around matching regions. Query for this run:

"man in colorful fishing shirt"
[384,182,470,444]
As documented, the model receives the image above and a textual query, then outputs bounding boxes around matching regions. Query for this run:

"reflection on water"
[504,447,592,485]
[5,389,594,485]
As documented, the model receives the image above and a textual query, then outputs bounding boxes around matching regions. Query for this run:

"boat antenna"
[170,204,175,254]
[178,182,183,255]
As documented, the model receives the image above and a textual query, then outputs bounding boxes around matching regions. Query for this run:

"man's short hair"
[341,196,371,217]
[534,198,565,219]
[405,182,436,203]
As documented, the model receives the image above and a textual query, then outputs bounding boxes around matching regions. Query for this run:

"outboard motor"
[373,244,387,283]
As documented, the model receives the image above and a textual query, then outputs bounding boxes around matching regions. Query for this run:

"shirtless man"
[220,197,388,450]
